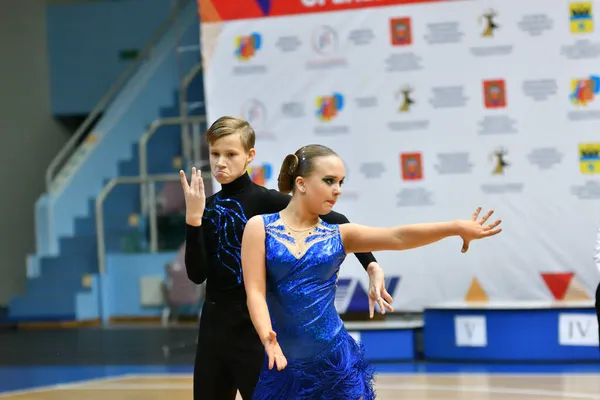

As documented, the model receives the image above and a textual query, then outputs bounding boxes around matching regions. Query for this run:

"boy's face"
[209,132,255,184]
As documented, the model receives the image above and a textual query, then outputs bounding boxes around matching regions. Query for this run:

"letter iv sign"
[454,315,488,347]
[558,313,599,346]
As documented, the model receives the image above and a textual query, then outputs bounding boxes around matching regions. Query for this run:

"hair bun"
[287,154,298,174]
[278,154,299,194]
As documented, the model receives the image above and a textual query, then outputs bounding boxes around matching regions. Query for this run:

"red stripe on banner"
[203,0,267,22]
[198,0,222,22]
[200,0,455,22]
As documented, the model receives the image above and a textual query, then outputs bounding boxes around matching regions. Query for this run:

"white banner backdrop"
[200,0,600,311]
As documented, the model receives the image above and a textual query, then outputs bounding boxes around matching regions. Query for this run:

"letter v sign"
[454,315,487,347]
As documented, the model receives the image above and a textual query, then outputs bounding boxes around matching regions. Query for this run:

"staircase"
[9,0,205,322]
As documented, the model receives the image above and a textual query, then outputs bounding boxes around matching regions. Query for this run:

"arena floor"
[2,368,600,399]
[1,326,599,399]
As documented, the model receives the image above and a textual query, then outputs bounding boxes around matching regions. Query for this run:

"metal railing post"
[180,62,204,166]
[148,181,159,252]
[139,120,167,214]
[191,122,202,166]
[138,115,206,215]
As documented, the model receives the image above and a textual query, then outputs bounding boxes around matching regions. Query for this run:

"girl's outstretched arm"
[340,207,502,255]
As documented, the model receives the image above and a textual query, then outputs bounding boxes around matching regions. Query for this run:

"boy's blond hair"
[205,116,256,152]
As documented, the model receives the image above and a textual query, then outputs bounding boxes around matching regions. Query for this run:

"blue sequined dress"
[252,213,375,400]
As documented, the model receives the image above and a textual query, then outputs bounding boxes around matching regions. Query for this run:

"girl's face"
[296,155,345,215]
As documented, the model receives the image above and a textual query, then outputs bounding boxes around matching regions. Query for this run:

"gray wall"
[47,0,173,115]
[0,0,69,306]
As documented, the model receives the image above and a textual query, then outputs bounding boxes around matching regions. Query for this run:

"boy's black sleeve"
[261,189,293,212]
[184,224,208,284]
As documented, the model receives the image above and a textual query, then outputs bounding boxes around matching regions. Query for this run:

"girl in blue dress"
[241,144,502,399]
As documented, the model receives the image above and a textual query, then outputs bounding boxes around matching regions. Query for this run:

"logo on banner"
[479,9,499,37]
[241,99,274,139]
[316,93,344,122]
[483,80,506,108]
[241,99,267,128]
[389,17,412,46]
[489,147,509,175]
[307,26,347,69]
[579,143,600,174]
[312,25,338,55]
[247,163,273,186]
[396,86,415,112]
[570,75,600,106]
[335,276,401,314]
[400,153,423,181]
[570,2,593,34]
[235,33,262,61]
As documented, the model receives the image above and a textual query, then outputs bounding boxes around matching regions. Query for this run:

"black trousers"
[193,300,265,400]
[596,282,600,348]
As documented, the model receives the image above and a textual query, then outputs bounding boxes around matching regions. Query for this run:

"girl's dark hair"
[277,144,338,194]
